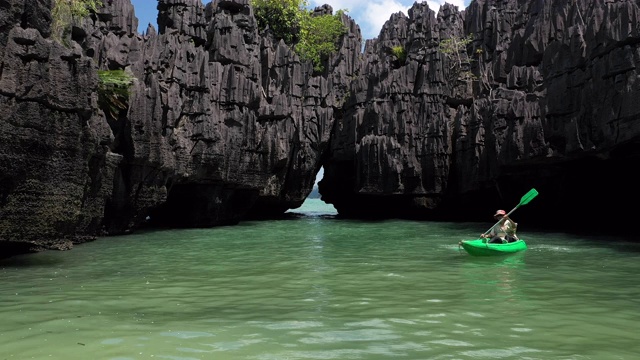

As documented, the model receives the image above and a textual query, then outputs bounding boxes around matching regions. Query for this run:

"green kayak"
[459,238,527,256]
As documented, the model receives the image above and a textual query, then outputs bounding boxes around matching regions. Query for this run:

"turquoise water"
[1,199,639,359]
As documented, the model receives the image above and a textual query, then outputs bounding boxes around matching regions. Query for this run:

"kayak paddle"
[481,188,539,237]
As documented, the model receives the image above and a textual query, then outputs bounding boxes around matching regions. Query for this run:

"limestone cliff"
[1,0,639,257]
[322,0,640,233]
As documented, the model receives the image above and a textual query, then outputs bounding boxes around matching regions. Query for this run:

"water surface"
[1,199,639,359]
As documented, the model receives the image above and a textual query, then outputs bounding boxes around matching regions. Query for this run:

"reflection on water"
[1,200,640,359]
[460,253,527,311]
[286,198,338,218]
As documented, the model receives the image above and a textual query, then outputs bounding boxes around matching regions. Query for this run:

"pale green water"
[1,199,639,359]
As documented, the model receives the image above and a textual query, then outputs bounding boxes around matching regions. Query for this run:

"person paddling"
[481,209,519,243]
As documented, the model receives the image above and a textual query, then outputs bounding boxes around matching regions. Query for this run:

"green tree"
[51,0,102,43]
[251,0,308,44]
[295,10,346,72]
[390,45,407,64]
[98,70,135,120]
[251,0,347,72]
[439,34,475,81]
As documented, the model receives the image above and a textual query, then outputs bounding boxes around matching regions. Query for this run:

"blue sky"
[130,0,471,40]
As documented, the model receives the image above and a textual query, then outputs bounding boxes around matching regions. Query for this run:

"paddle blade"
[519,188,538,206]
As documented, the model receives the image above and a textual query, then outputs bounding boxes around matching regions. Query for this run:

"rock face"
[322,0,640,233]
[82,0,358,231]
[1,0,639,257]
[0,0,116,253]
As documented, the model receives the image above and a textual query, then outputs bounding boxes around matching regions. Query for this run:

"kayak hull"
[460,239,527,256]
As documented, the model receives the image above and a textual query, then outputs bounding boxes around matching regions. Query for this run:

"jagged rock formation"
[1,0,358,256]
[82,0,358,231]
[1,0,639,257]
[0,0,116,253]
[321,0,640,233]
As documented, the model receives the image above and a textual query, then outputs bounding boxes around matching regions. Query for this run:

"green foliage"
[439,34,475,81]
[391,45,407,64]
[439,34,473,63]
[98,70,134,120]
[295,10,347,72]
[251,0,347,73]
[251,0,308,44]
[51,0,102,42]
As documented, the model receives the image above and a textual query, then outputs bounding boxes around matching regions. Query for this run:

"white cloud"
[309,0,469,40]
[309,0,368,13]
[363,1,411,39]
[428,0,467,13]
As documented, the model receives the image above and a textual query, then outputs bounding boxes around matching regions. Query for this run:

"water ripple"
[1,203,639,359]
